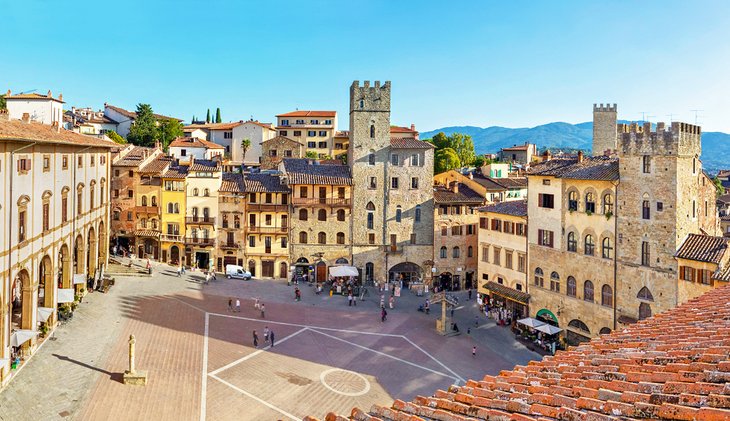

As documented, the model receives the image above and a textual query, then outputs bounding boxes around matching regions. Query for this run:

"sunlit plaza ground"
[0,259,538,421]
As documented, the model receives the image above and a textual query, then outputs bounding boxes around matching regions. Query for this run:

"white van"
[226,265,252,280]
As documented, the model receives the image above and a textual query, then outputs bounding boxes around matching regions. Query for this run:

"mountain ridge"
[420,122,730,173]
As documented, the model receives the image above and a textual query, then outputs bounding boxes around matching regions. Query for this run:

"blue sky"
[3,0,729,132]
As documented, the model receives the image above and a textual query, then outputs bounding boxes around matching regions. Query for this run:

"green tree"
[472,155,485,168]
[215,108,222,123]
[127,104,158,146]
[305,151,319,159]
[106,130,127,145]
[191,115,195,124]
[434,147,461,174]
[0,93,6,110]
[431,132,453,150]
[713,176,726,196]
[451,133,476,166]
[206,109,211,123]
[240,138,251,162]
[157,119,184,150]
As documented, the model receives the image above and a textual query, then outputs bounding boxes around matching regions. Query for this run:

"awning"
[534,323,563,335]
[517,317,546,329]
[58,289,75,303]
[483,281,530,305]
[37,307,54,322]
[329,266,358,277]
[73,274,86,285]
[10,330,37,347]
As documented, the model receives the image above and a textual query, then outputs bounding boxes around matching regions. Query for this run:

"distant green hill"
[421,122,730,174]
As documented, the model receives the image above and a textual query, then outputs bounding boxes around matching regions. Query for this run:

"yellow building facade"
[159,166,187,265]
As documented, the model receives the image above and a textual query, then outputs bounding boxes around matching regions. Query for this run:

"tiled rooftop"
[390,138,434,149]
[276,110,337,117]
[434,184,485,204]
[161,166,188,179]
[529,156,619,181]
[219,172,245,193]
[479,200,528,217]
[113,146,157,167]
[169,136,224,149]
[675,233,729,264]
[104,104,180,121]
[139,155,173,175]
[282,158,353,185]
[244,173,290,193]
[188,159,222,172]
[0,118,117,148]
[313,285,730,421]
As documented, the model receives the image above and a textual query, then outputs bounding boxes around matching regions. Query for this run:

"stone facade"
[217,173,246,271]
[349,81,435,285]
[260,135,304,170]
[592,103,617,156]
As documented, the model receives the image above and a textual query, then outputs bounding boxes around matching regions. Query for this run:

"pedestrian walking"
[472,346,476,357]
[181,265,186,275]
[348,293,353,306]
[255,297,260,310]
[380,294,385,309]
[388,296,394,309]
[235,298,241,313]
[468,288,473,300]
[450,307,454,317]
[177,266,182,277]
[260,303,265,318]
[381,308,387,322]
[228,298,233,312]
[270,330,275,347]
[253,330,259,348]
[264,326,270,343]
[475,315,479,327]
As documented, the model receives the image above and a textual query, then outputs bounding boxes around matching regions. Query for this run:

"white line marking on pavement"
[208,328,309,377]
[208,373,299,421]
[212,312,401,337]
[308,328,457,381]
[200,312,209,421]
[403,336,466,384]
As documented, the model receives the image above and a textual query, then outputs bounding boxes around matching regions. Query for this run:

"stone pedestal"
[122,334,148,385]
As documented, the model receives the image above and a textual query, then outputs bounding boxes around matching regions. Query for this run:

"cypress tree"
[215,108,222,123]
[206,109,210,123]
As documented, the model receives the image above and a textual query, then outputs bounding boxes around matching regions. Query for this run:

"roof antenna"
[690,109,704,125]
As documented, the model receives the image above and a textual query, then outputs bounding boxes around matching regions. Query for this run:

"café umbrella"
[10,330,37,347]
[516,317,546,329]
[534,323,563,335]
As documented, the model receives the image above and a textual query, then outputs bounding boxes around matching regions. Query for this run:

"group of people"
[227,298,241,312]
[252,326,275,348]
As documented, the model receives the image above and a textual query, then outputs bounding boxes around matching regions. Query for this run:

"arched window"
[415,205,421,222]
[365,262,374,281]
[602,237,613,259]
[568,319,590,334]
[584,234,594,256]
[567,276,576,297]
[299,231,307,244]
[642,199,650,220]
[568,191,578,211]
[452,247,460,258]
[601,284,613,307]
[151,196,157,206]
[599,327,612,335]
[603,193,613,215]
[368,150,375,166]
[467,246,473,257]
[318,232,326,244]
[167,203,173,213]
[567,232,577,252]
[193,188,199,196]
[203,188,210,197]
[366,202,375,210]
[550,271,560,292]
[174,203,180,213]
[336,232,345,244]
[203,207,210,218]
[439,246,447,258]
[370,124,375,138]
[318,209,327,221]
[534,268,544,287]
[359,99,364,109]
[299,209,308,221]
[192,207,199,217]
[141,196,148,206]
[585,192,596,213]
[584,280,594,302]
[366,201,375,229]
[637,286,654,301]
[337,209,345,221]
[395,206,402,222]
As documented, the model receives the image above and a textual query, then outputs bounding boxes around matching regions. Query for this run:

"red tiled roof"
[479,199,528,217]
[189,159,221,172]
[316,285,730,421]
[282,158,352,185]
[276,110,337,117]
[390,125,417,134]
[0,118,117,148]
[6,92,65,103]
[502,144,532,151]
[390,138,434,149]
[161,166,188,179]
[220,172,245,193]
[169,137,224,150]
[184,122,242,131]
[434,184,485,204]
[675,233,729,264]
[717,170,730,178]
[244,173,291,193]
[139,155,173,175]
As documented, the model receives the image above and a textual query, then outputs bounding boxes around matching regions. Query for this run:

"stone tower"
[614,121,713,319]
[592,103,617,156]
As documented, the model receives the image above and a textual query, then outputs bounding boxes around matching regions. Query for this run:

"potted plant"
[605,211,613,220]
[39,323,49,338]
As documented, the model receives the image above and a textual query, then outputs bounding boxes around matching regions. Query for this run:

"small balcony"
[135,205,159,214]
[161,234,184,243]
[185,237,215,247]
[291,198,351,207]
[220,241,240,249]
[247,203,289,212]
[245,226,288,234]
[186,216,216,225]
[384,245,403,254]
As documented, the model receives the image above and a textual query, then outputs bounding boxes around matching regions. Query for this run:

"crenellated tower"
[592,103,617,156]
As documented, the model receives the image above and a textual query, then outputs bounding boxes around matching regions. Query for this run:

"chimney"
[577,151,584,162]
[21,113,31,123]
[410,123,415,131]
[543,149,551,161]
[47,90,52,98]
[5,89,10,96]
[59,93,63,102]
[452,182,459,194]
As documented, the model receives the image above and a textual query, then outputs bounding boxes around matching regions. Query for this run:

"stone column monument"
[123,334,148,385]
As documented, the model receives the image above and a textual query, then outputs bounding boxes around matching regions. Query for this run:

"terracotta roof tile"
[479,200,528,217]
[113,146,157,167]
[219,172,245,193]
[529,156,619,180]
[243,173,290,193]
[282,158,352,185]
[276,110,336,117]
[675,234,728,264]
[139,155,172,174]
[161,166,188,179]
[169,136,224,149]
[6,92,64,103]
[434,184,485,204]
[188,159,222,172]
[390,138,434,149]
[318,285,730,420]
[0,118,117,148]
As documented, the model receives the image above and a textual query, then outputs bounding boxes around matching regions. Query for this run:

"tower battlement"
[350,80,391,112]
[594,103,617,112]
[617,121,701,157]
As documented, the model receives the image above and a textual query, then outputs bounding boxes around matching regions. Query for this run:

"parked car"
[225,264,252,280]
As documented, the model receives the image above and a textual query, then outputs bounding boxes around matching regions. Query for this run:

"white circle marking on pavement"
[319,368,371,397]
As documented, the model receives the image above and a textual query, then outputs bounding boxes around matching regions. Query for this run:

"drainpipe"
[6,140,37,343]
[612,181,619,331]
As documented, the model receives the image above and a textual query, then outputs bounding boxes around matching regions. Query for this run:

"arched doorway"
[438,272,452,291]
[59,244,71,289]
[279,262,288,279]
[536,309,559,326]
[98,221,107,266]
[335,257,349,265]
[388,262,422,287]
[248,260,256,277]
[170,246,180,265]
[365,262,374,283]
[567,319,592,346]
[38,256,54,308]
[87,227,97,281]
[316,261,327,282]
[639,302,652,320]
[12,269,33,331]
[74,234,85,275]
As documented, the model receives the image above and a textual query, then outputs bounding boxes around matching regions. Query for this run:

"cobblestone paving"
[0,260,539,421]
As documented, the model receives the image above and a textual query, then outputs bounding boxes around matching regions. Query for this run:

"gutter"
[612,180,619,331]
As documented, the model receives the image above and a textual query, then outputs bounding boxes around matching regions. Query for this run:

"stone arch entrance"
[279,262,288,279]
[567,319,592,346]
[365,262,374,283]
[87,227,97,280]
[38,255,54,308]
[388,262,422,287]
[74,234,85,276]
[98,221,107,266]
[316,261,327,282]
[170,246,180,265]
[59,243,71,289]
[12,269,34,331]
